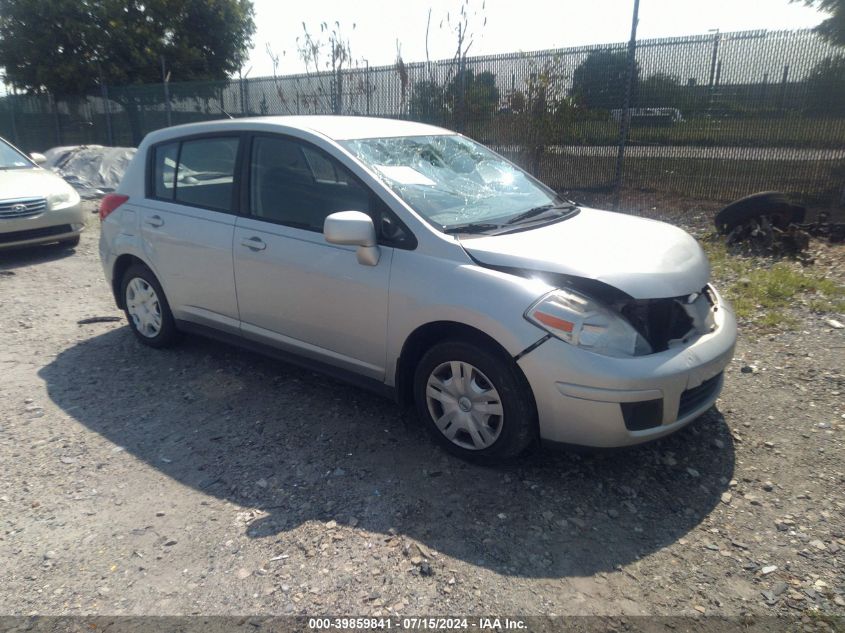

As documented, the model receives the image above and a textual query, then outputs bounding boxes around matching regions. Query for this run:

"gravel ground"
[0,201,843,618]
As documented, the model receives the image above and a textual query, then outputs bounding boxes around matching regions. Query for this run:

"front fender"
[385,249,552,386]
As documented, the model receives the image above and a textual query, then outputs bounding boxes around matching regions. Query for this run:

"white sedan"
[0,136,84,250]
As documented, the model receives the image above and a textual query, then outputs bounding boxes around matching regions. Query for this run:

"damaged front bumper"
[518,287,737,448]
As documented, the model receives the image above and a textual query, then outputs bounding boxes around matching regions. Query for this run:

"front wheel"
[121,264,180,348]
[413,340,537,463]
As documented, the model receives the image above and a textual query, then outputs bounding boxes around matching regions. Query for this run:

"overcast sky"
[245,0,828,77]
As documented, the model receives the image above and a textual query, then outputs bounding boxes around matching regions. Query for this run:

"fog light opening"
[621,399,664,431]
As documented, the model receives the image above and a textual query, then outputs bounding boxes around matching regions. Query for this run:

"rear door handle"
[145,215,164,228]
[240,236,266,251]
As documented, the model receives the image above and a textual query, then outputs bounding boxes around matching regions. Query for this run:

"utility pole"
[613,0,640,193]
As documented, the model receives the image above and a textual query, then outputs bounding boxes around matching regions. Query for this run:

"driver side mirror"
[323,211,380,266]
[30,152,47,165]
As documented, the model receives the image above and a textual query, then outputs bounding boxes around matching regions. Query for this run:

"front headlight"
[48,187,80,210]
[525,288,652,357]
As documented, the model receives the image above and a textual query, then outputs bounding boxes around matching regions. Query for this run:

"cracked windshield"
[342,135,563,230]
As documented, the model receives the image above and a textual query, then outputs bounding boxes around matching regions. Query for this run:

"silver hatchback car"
[99,116,736,461]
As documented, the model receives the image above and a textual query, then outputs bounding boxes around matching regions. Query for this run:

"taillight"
[99,193,129,220]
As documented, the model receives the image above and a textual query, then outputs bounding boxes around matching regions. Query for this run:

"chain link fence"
[2,28,844,204]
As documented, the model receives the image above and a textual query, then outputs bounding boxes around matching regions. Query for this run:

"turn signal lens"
[533,310,574,333]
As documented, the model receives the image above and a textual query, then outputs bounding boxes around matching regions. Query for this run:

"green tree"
[0,0,255,142]
[445,69,500,127]
[794,0,845,47]
[804,55,845,115]
[637,73,686,109]
[570,50,639,111]
[410,80,446,124]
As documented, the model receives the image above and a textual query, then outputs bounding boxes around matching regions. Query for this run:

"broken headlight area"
[618,287,718,353]
[525,284,720,358]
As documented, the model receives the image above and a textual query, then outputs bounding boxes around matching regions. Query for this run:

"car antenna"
[216,104,234,120]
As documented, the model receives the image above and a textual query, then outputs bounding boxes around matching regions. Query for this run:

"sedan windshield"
[341,134,567,231]
[0,138,34,170]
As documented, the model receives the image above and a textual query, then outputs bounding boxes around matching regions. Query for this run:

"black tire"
[714,191,805,234]
[413,340,537,463]
[120,263,180,348]
[59,235,81,248]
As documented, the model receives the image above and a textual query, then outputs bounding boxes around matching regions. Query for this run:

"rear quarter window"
[174,137,239,212]
[148,137,240,213]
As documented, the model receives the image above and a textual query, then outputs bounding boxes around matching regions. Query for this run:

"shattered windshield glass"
[341,134,561,229]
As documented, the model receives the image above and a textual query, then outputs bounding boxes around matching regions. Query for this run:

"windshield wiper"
[505,203,578,226]
[442,222,503,235]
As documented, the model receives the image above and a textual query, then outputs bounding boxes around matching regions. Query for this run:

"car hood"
[460,207,710,299]
[0,168,72,200]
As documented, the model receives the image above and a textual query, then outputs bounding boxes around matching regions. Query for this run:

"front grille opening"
[620,297,694,352]
[678,373,723,417]
[621,398,664,431]
[0,197,47,219]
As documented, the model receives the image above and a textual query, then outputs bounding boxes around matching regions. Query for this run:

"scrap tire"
[714,191,806,234]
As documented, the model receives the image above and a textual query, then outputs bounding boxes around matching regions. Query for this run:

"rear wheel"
[413,340,537,463]
[121,264,180,348]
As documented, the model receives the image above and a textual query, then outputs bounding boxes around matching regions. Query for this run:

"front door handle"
[240,236,266,251]
[145,215,164,228]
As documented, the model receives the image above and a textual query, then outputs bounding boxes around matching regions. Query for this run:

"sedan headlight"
[525,288,652,357]
[48,187,80,210]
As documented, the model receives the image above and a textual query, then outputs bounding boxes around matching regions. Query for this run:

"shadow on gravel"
[0,242,78,270]
[40,327,735,579]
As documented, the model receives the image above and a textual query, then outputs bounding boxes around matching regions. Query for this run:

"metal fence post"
[457,56,467,133]
[160,55,172,126]
[8,92,20,147]
[366,60,370,116]
[239,70,245,115]
[50,93,62,146]
[707,30,721,94]
[614,0,640,193]
[779,64,790,113]
[244,77,251,116]
[100,81,114,146]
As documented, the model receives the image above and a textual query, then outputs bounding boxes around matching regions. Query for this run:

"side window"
[374,198,414,247]
[152,142,178,199]
[302,146,350,185]
[173,137,239,212]
[249,136,371,232]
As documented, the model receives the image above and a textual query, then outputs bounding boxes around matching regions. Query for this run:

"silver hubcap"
[126,277,162,338]
[425,361,504,451]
